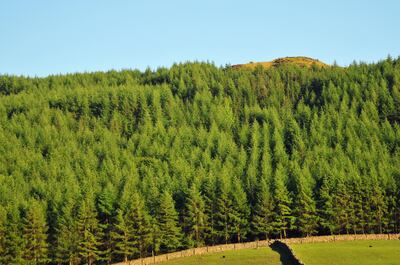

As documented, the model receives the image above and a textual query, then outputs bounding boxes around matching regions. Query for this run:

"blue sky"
[1,0,399,77]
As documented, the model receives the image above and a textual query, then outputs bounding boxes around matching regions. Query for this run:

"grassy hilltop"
[232,56,328,69]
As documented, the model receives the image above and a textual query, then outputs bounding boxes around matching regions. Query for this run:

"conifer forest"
[0,58,400,264]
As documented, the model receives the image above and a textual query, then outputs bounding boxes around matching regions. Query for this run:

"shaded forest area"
[0,58,400,264]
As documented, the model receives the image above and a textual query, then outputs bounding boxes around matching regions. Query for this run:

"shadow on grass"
[270,241,302,265]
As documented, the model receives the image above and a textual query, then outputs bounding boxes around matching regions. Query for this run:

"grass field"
[158,247,283,265]
[290,240,400,265]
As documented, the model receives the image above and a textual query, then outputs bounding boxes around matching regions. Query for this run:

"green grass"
[159,247,282,265]
[290,240,400,265]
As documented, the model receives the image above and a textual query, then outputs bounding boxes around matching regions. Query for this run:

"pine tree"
[351,179,367,234]
[3,207,25,265]
[292,166,318,237]
[157,191,182,252]
[272,163,293,238]
[317,177,335,235]
[77,194,103,265]
[251,179,274,240]
[97,182,117,264]
[229,177,249,243]
[245,122,260,203]
[55,197,80,265]
[110,210,135,263]
[201,175,217,245]
[333,178,351,234]
[0,206,7,264]
[183,183,206,247]
[130,193,152,258]
[214,174,232,244]
[22,200,49,264]
[370,184,387,234]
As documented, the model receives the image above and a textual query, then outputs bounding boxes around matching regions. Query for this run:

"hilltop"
[232,56,328,69]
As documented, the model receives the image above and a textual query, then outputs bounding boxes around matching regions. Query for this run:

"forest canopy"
[0,57,400,264]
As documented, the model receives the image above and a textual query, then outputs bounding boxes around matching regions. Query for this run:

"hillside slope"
[0,58,399,264]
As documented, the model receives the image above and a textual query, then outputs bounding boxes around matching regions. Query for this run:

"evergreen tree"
[110,210,135,263]
[130,193,152,258]
[317,177,335,235]
[201,175,217,245]
[333,178,351,234]
[157,191,182,252]
[292,166,318,237]
[214,174,232,244]
[22,200,49,264]
[183,183,206,247]
[251,179,274,240]
[229,177,249,243]
[3,207,25,265]
[272,163,293,238]
[0,206,6,263]
[96,182,117,264]
[77,194,103,265]
[55,197,80,265]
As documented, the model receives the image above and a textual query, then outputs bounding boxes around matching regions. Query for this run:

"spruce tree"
[229,177,249,243]
[201,175,217,245]
[97,182,117,264]
[0,206,7,264]
[3,207,25,265]
[333,178,351,234]
[251,179,274,240]
[317,177,335,235]
[130,193,152,258]
[157,191,182,252]
[183,183,206,247]
[77,194,103,265]
[110,210,135,263]
[55,198,80,265]
[292,166,318,237]
[22,201,49,264]
[272,163,293,238]
[214,174,232,244]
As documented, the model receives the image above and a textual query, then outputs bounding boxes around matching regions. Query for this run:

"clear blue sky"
[1,0,399,77]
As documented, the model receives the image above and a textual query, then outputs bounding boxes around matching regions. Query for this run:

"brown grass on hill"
[232,56,328,69]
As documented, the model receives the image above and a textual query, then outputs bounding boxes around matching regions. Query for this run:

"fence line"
[112,233,400,265]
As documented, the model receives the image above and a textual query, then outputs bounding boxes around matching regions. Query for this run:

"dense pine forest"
[0,57,400,265]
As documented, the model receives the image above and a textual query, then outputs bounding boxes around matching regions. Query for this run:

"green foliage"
[183,183,206,247]
[0,58,400,263]
[77,193,103,265]
[22,200,49,264]
[157,192,182,252]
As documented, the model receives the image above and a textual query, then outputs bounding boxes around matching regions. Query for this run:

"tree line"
[0,57,400,264]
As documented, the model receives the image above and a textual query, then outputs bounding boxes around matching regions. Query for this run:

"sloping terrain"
[290,240,400,265]
[158,248,282,265]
